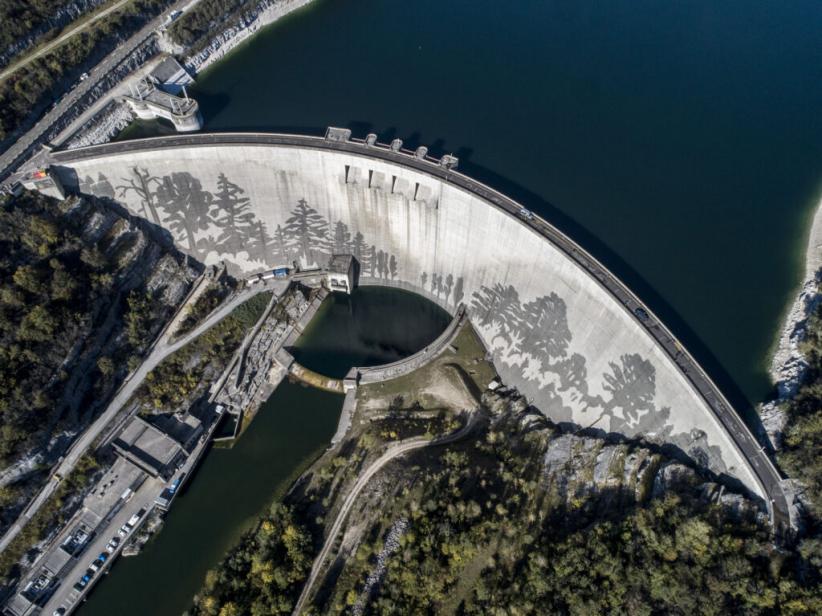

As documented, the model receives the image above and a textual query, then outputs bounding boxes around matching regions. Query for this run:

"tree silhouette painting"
[80,173,115,200]
[469,283,524,347]
[273,224,292,265]
[211,173,256,256]
[92,174,115,200]
[453,277,465,306]
[600,353,659,430]
[248,220,273,265]
[519,293,572,360]
[155,172,213,254]
[368,246,377,276]
[332,221,351,254]
[283,199,329,266]
[350,232,369,268]
[117,167,162,225]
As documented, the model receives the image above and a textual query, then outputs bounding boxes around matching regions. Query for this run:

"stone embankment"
[177,0,314,74]
[64,101,135,149]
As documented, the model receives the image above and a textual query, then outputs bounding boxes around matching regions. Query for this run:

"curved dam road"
[43,131,788,532]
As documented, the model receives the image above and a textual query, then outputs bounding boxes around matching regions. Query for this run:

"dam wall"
[45,132,779,509]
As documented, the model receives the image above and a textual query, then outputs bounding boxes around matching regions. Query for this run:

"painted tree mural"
[155,172,213,255]
[116,167,162,225]
[80,173,115,200]
[283,199,330,266]
[599,353,667,431]
[351,232,369,271]
[453,277,465,306]
[332,221,351,254]
[273,224,292,265]
[211,173,256,256]
[248,220,274,265]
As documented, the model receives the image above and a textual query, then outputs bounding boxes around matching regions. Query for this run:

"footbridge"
[39,129,788,531]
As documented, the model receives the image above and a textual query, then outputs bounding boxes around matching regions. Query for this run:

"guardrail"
[46,130,790,533]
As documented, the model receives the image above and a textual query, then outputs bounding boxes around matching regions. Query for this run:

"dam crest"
[33,128,787,528]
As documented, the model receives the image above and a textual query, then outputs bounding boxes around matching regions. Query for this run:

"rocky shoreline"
[760,195,822,449]
[178,0,315,75]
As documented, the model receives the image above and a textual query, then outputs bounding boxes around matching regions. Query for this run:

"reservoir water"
[180,0,822,412]
[78,288,448,616]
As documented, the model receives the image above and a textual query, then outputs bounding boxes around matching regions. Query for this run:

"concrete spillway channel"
[33,129,791,534]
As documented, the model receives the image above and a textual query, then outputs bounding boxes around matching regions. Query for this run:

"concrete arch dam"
[44,131,786,525]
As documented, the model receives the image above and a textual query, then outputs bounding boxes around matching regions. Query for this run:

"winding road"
[292,410,481,615]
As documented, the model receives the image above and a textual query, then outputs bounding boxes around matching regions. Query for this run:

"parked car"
[73,583,84,592]
[98,552,108,562]
[89,561,100,573]
[53,607,66,616]
[518,208,534,220]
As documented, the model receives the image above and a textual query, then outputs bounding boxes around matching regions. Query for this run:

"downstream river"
[79,288,449,616]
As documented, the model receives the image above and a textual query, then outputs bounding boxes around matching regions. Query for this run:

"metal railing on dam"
[46,130,790,533]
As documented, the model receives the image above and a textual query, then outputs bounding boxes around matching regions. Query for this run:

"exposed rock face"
[181,0,315,74]
[488,389,764,523]
[770,277,821,399]
[65,101,135,150]
[0,0,108,68]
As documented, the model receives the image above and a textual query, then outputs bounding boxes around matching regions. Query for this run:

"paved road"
[0,281,275,555]
[40,479,161,615]
[0,0,132,83]
[0,0,202,183]
[292,411,481,615]
[48,132,791,535]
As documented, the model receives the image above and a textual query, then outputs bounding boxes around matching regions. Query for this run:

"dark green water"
[181,0,822,412]
[79,381,340,616]
[290,286,451,378]
[78,288,446,616]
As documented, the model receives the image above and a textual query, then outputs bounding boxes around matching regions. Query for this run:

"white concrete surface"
[49,138,769,502]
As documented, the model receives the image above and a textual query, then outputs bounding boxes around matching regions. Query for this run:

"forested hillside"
[190,386,822,615]
[0,0,78,53]
[0,189,193,471]
[0,0,173,142]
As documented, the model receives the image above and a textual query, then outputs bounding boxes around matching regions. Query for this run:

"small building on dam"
[38,129,788,526]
